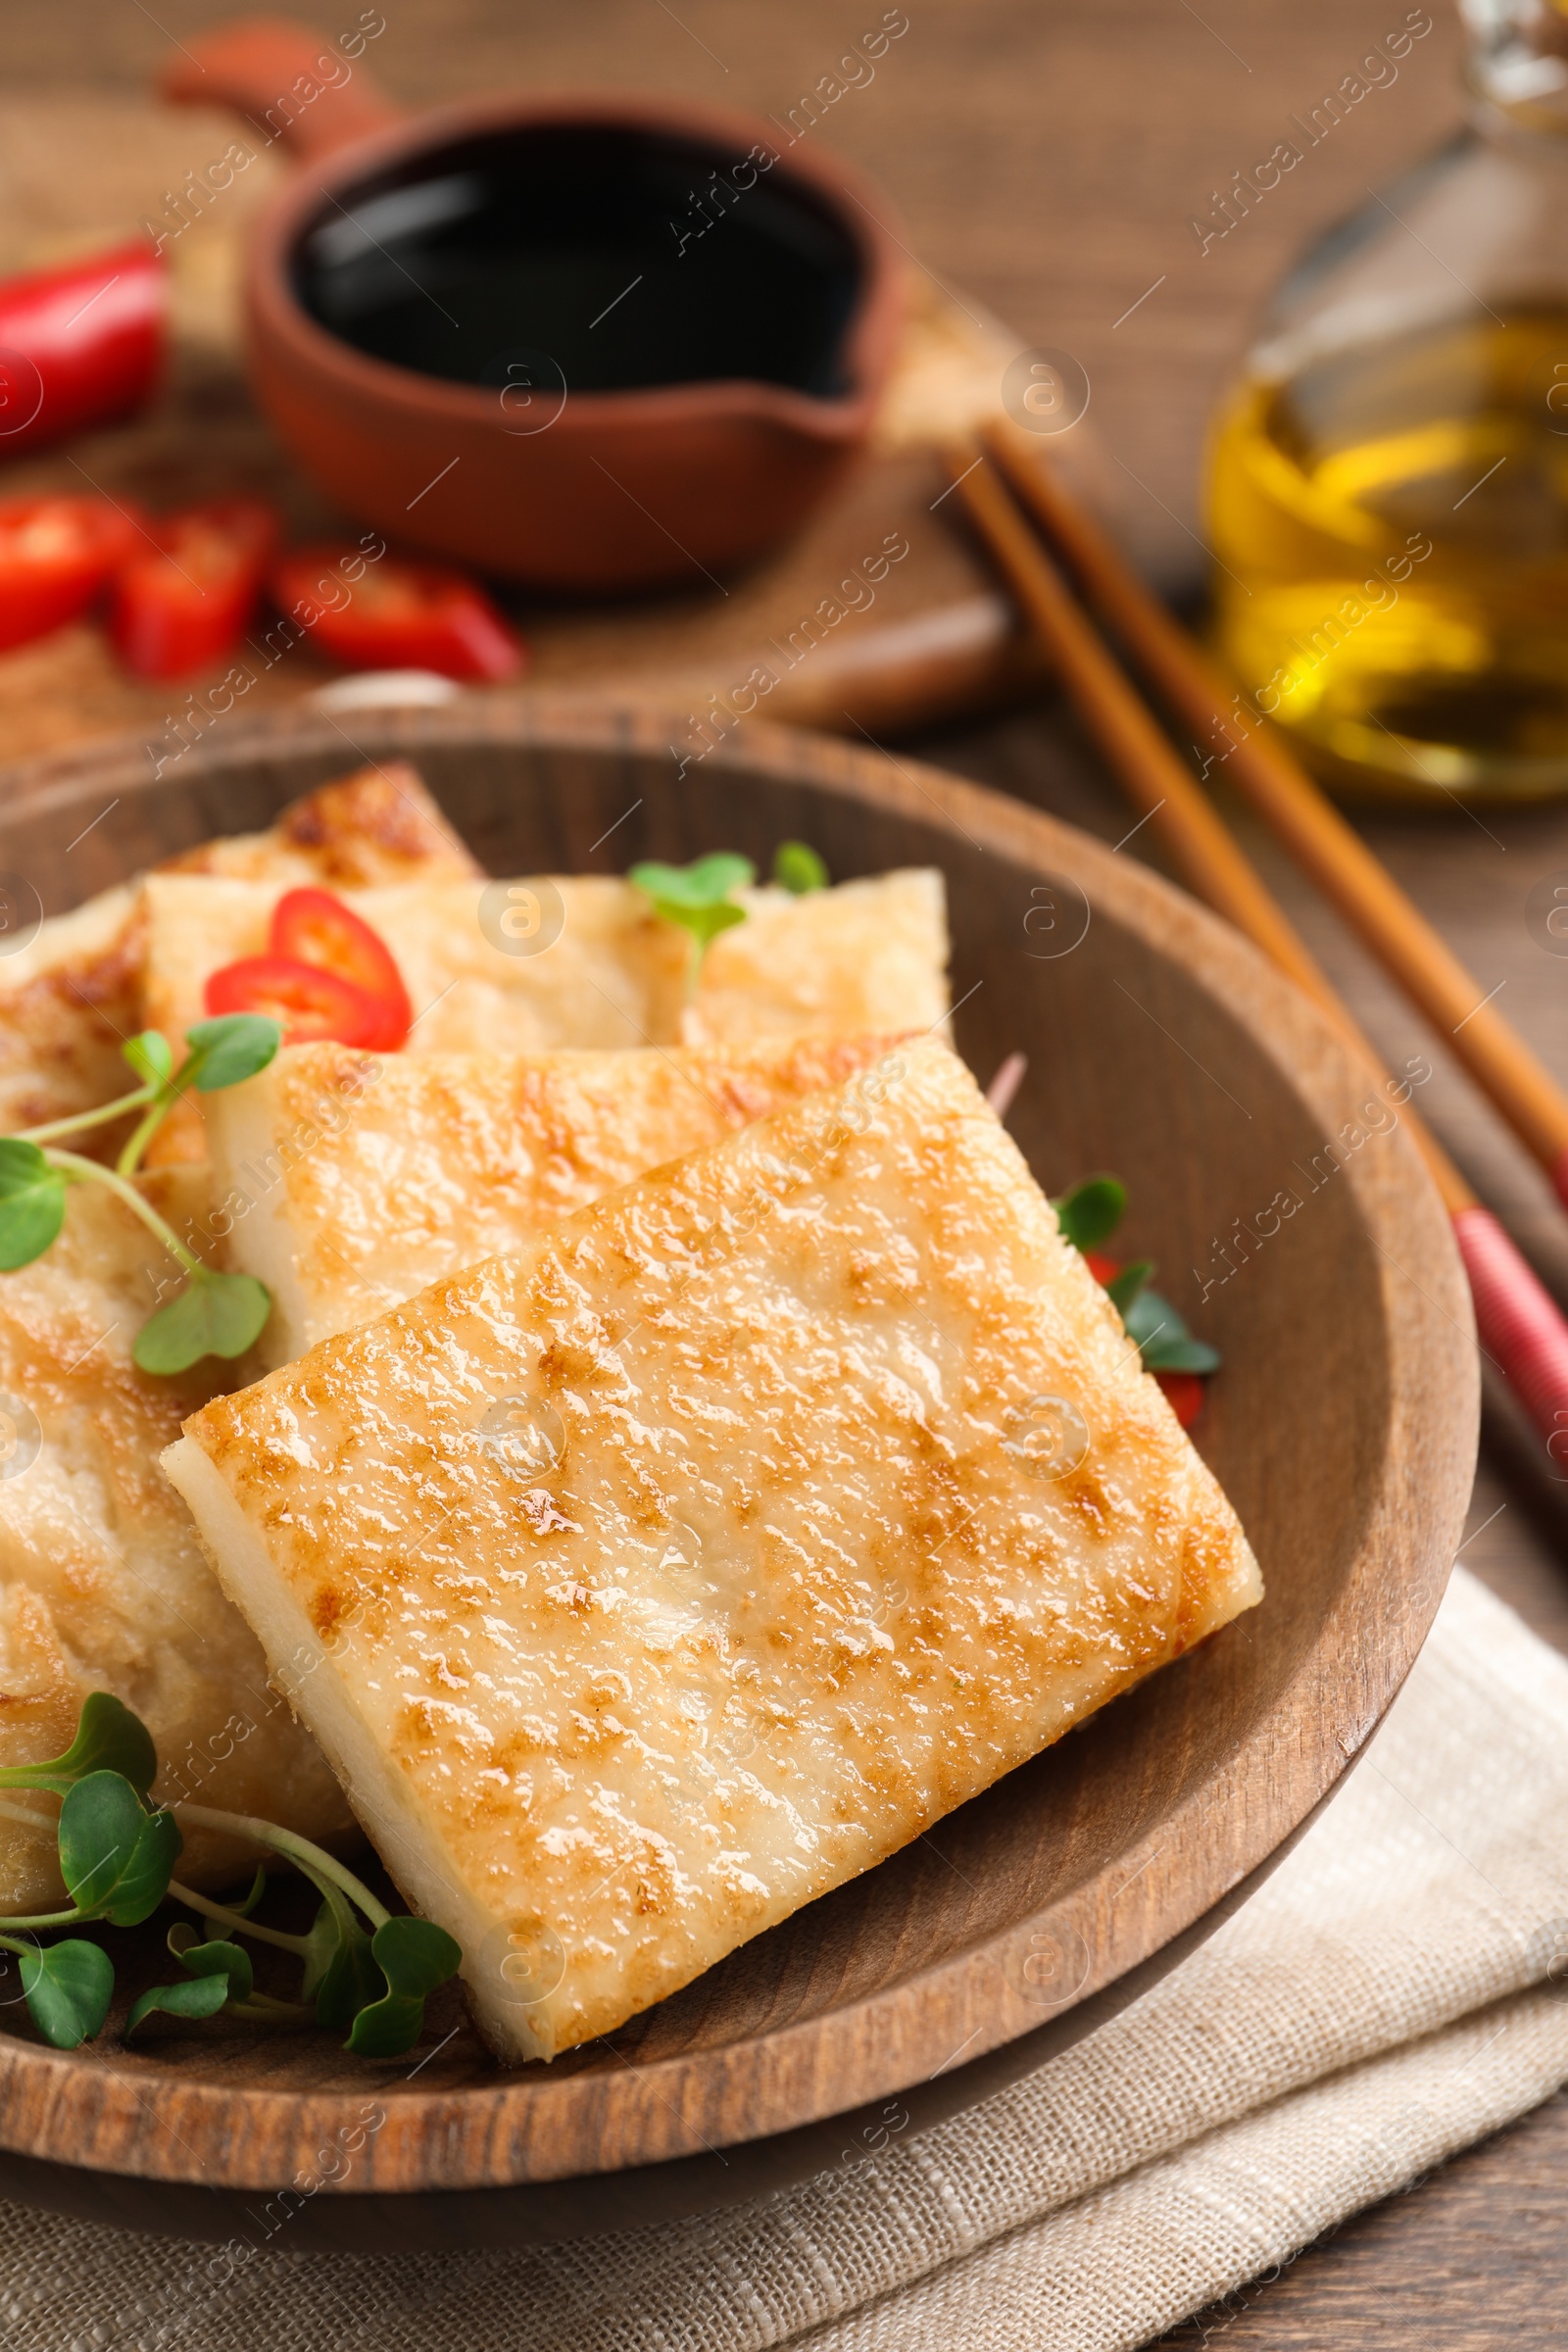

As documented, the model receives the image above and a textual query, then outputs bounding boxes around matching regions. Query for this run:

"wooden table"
[11,0,1568,2336]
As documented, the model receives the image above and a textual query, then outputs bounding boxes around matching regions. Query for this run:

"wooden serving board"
[0,698,1476,2246]
[0,93,1091,761]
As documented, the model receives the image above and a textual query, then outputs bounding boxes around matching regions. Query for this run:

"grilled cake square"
[201,1033,911,1363]
[0,762,476,1143]
[165,1041,1260,2063]
[0,1170,351,1912]
[0,764,476,1902]
[157,760,479,890]
[140,868,949,1069]
[682,870,950,1043]
[140,874,693,1065]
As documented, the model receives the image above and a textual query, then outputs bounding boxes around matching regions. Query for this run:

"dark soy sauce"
[293,122,864,398]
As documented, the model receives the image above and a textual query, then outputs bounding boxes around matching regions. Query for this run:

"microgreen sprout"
[628,853,756,968]
[772,841,829,894]
[1052,1174,1126,1252]
[628,842,831,983]
[0,1691,460,2055]
[0,1014,281,1373]
[1053,1175,1222,1376]
[1118,1284,1221,1375]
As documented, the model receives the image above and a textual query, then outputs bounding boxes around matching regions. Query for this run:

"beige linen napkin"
[6,1564,1568,2352]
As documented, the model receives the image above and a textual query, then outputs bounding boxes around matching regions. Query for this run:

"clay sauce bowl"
[163,20,907,590]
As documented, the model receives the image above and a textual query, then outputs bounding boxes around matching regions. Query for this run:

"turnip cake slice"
[164,1040,1260,2063]
[0,762,476,1145]
[140,873,693,1065]
[159,760,479,889]
[0,1167,352,1912]
[683,869,949,1043]
[141,869,949,1069]
[202,1032,909,1362]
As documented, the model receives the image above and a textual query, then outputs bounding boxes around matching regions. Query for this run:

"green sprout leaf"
[0,1700,464,2059]
[314,1906,385,2034]
[1122,1286,1222,1375]
[0,1138,69,1270]
[1103,1258,1154,1316]
[375,1916,463,2000]
[58,1772,181,1926]
[772,841,829,895]
[347,1917,463,2058]
[121,1030,173,1088]
[133,1269,270,1374]
[1053,1175,1127,1254]
[131,1931,314,2036]
[1055,1170,1221,1382]
[126,1972,234,2035]
[172,1930,256,2001]
[111,1016,276,1180]
[299,1893,349,2004]
[0,1691,157,1796]
[629,854,756,958]
[181,1014,282,1095]
[18,1937,114,2049]
[633,852,755,906]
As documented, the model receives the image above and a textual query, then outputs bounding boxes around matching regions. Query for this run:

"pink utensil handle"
[1452,1205,1568,1468]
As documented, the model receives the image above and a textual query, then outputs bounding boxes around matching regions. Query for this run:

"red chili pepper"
[0,241,166,459]
[271,545,524,681]
[0,495,149,653]
[270,888,412,1050]
[1083,1250,1122,1286]
[1155,1371,1205,1429]
[111,496,279,680]
[204,956,388,1048]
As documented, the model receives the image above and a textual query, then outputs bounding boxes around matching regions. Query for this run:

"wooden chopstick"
[940,435,1473,1210]
[942,433,1568,1451]
[982,414,1568,1204]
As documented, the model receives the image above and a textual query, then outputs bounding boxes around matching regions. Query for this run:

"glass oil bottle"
[1207,0,1568,796]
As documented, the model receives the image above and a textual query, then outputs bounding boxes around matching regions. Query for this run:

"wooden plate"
[0,697,1477,2249]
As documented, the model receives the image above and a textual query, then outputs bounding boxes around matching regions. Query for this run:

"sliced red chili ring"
[269,887,412,1050]
[111,495,279,680]
[271,545,524,681]
[0,494,149,654]
[1154,1370,1205,1429]
[203,955,387,1048]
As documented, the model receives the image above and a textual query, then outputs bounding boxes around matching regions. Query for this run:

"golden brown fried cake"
[684,870,950,1043]
[159,760,479,888]
[0,768,469,1897]
[0,1169,351,1911]
[141,868,948,1081]
[140,875,692,1068]
[0,763,478,1147]
[0,884,146,1142]
[201,1033,912,1363]
[167,1041,1260,2064]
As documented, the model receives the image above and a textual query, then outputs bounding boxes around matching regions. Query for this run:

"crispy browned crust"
[0,764,475,1898]
[0,1173,351,1910]
[205,1032,918,1356]
[0,762,476,1148]
[159,763,480,888]
[0,897,146,1138]
[171,1042,1261,2061]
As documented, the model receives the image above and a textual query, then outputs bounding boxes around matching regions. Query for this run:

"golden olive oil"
[1207,309,1568,795]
